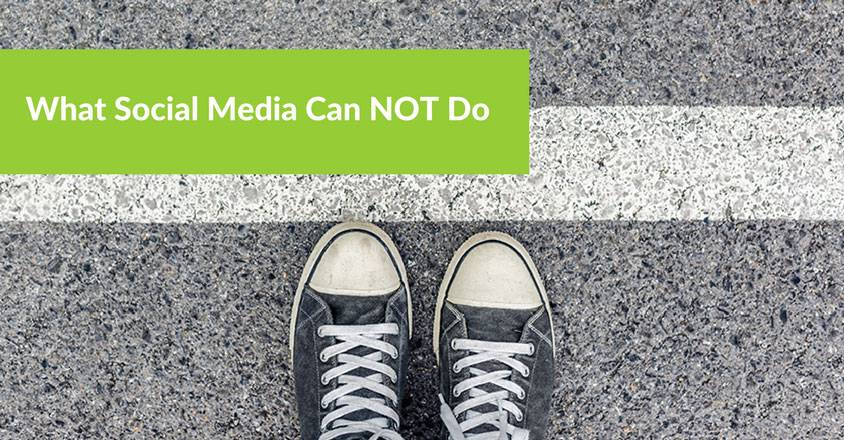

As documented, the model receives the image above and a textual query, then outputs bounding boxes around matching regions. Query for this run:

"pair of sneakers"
[290,222,555,440]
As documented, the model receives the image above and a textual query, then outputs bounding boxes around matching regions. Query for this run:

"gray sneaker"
[290,222,411,440]
[435,232,555,440]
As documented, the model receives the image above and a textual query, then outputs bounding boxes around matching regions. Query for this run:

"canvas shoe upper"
[435,232,555,440]
[291,222,411,440]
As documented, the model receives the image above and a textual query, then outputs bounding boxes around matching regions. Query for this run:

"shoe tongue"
[448,302,541,434]
[450,302,539,343]
[310,289,399,438]
[318,291,394,326]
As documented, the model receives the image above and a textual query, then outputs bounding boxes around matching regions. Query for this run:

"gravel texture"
[1,1,843,107]
[1,221,842,439]
[2,1,844,439]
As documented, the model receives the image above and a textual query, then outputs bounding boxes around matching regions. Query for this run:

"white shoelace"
[439,339,534,440]
[317,323,404,440]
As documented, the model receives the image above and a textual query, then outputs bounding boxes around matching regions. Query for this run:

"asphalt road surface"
[1,221,842,438]
[1,1,844,439]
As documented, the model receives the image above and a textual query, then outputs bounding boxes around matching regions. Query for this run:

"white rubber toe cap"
[309,230,401,296]
[447,240,542,309]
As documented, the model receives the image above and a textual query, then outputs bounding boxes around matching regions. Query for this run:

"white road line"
[1,106,843,222]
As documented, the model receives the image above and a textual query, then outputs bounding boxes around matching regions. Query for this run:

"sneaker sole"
[289,221,412,358]
[433,231,555,364]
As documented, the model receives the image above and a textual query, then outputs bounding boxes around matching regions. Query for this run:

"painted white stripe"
[1,106,843,222]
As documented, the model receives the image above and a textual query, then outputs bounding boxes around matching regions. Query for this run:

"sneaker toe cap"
[447,241,542,309]
[309,230,401,295]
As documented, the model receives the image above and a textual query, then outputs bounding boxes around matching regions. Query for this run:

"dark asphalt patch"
[1,221,841,438]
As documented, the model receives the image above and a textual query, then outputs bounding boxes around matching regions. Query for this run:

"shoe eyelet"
[527,343,535,355]
[321,374,329,385]
[317,327,326,337]
[521,367,530,378]
[450,340,458,350]
[452,388,460,398]
[517,389,525,400]
[321,398,329,409]
[452,364,461,374]
[390,349,398,360]
[319,352,328,362]
[516,413,523,422]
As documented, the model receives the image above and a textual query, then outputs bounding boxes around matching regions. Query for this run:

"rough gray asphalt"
[1,0,844,107]
[3,1,844,439]
[1,222,842,439]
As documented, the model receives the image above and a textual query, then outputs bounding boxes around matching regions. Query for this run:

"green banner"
[0,50,527,174]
